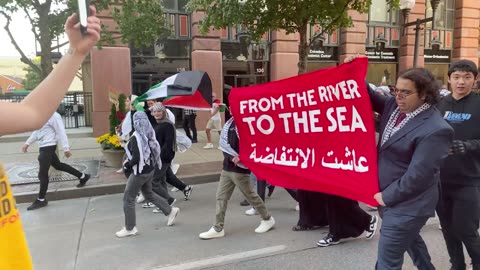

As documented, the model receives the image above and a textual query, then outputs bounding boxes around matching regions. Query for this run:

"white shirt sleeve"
[52,113,70,151]
[25,131,38,146]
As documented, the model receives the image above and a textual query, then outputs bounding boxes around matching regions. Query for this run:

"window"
[366,0,400,47]
[426,0,455,29]
[165,13,190,38]
[369,0,398,24]
[424,0,454,49]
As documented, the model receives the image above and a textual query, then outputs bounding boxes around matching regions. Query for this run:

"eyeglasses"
[393,88,417,99]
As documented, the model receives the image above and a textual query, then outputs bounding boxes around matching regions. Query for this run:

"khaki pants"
[214,170,270,231]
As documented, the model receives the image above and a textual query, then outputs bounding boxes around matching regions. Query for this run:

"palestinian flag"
[137,71,213,110]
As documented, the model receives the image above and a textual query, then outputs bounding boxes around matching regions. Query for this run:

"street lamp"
[374,33,388,52]
[401,0,441,68]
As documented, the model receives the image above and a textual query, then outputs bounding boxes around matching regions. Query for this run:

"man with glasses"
[346,56,454,270]
[436,60,480,270]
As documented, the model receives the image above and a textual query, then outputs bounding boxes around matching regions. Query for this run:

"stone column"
[399,0,426,71]
[88,4,131,136]
[452,0,480,65]
[90,47,132,137]
[270,30,299,80]
[339,11,367,63]
[191,11,223,130]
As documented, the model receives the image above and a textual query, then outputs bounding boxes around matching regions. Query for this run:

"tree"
[22,64,41,90]
[0,0,170,80]
[187,0,399,74]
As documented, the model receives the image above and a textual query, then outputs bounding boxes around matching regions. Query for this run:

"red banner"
[229,58,379,205]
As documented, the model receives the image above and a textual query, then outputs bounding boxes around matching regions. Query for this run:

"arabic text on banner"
[229,58,379,205]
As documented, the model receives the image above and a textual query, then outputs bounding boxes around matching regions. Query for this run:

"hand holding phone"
[77,0,90,35]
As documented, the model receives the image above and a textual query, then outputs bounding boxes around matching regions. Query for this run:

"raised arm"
[0,6,100,135]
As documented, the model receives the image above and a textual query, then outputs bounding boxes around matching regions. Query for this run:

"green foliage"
[108,93,127,135]
[22,65,42,90]
[0,0,169,79]
[187,0,400,74]
[109,104,119,135]
[110,0,171,48]
[118,93,127,115]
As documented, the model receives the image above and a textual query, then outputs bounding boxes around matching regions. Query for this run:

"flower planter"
[102,149,125,168]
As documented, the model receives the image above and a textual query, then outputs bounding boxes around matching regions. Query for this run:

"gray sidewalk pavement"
[19,182,450,270]
[1,127,225,203]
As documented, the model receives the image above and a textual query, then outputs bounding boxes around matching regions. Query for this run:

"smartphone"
[77,0,90,35]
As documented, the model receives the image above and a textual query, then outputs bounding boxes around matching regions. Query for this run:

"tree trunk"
[297,24,309,75]
[37,4,54,80]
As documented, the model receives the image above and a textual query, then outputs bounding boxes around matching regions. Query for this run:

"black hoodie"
[436,92,480,185]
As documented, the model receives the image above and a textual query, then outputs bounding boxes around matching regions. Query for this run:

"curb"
[14,172,221,204]
[0,132,93,143]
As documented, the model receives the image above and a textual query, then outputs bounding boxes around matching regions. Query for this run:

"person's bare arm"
[0,6,100,135]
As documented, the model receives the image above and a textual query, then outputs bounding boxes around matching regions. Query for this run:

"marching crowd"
[3,7,480,270]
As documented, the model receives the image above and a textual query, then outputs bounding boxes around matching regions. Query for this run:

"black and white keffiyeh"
[381,103,431,146]
[128,112,162,173]
[218,118,247,169]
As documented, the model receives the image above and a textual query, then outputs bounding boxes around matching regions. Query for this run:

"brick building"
[87,0,479,135]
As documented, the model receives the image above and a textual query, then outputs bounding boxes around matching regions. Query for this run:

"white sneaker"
[255,217,275,233]
[295,204,300,211]
[199,226,225,239]
[203,143,214,149]
[171,187,179,192]
[245,208,258,216]
[142,202,155,208]
[136,193,145,203]
[166,207,179,226]
[115,227,138,238]
[116,168,124,173]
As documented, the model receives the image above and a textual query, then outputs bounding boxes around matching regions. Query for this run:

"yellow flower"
[96,133,123,150]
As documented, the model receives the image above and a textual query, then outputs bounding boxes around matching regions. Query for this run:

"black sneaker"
[365,215,378,239]
[316,233,340,247]
[183,186,192,201]
[27,199,48,211]
[77,174,91,188]
[240,199,250,206]
[192,139,198,143]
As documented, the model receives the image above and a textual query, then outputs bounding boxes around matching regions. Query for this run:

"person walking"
[203,93,222,149]
[147,103,192,213]
[22,112,91,210]
[116,112,179,238]
[346,56,454,270]
[436,60,480,270]
[183,109,197,143]
[199,118,275,239]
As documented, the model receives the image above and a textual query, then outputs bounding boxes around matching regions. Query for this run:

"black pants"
[166,165,186,191]
[437,183,480,270]
[326,195,371,239]
[38,145,82,199]
[183,114,197,141]
[256,180,297,202]
[376,210,434,270]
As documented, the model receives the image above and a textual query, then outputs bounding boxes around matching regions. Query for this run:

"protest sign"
[229,58,379,205]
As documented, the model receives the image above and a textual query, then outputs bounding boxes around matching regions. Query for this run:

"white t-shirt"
[210,103,221,121]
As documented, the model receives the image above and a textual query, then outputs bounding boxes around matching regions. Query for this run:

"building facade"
[88,0,479,135]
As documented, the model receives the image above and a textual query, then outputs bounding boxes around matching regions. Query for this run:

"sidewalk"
[1,127,225,203]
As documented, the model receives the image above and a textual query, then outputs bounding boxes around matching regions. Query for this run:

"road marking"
[150,245,287,270]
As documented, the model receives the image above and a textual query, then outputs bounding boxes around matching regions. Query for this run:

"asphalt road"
[19,182,456,270]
